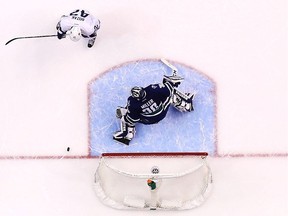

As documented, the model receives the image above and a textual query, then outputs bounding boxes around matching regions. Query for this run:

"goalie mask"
[69,25,81,42]
[131,86,145,100]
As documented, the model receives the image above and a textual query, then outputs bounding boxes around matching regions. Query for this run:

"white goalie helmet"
[69,25,81,42]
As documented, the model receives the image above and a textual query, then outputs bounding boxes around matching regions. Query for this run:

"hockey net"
[94,152,212,210]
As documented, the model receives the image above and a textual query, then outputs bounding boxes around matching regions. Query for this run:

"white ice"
[0,0,287,216]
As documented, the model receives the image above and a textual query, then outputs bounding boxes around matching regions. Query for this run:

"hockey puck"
[67,147,70,152]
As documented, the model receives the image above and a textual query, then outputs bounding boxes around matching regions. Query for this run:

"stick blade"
[5,34,57,45]
[5,38,16,45]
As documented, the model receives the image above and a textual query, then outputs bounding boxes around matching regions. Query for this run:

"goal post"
[94,152,212,210]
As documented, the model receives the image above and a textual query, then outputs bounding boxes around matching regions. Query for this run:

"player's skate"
[113,135,131,145]
[113,127,135,145]
[88,38,96,48]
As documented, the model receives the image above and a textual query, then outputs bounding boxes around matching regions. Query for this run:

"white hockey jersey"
[59,9,100,37]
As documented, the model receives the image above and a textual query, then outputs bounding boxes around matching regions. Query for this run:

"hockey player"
[113,69,194,145]
[56,9,100,48]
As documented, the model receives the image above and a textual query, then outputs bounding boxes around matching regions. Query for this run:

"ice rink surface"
[0,0,287,215]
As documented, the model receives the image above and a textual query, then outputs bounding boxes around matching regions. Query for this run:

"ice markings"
[88,59,216,156]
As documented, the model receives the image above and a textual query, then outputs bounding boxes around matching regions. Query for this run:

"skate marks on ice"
[88,59,216,156]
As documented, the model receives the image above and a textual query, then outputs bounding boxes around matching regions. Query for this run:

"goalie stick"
[5,34,57,45]
[161,58,184,86]
[160,58,178,76]
[161,58,195,102]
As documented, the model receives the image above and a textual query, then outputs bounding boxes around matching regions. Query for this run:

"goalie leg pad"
[172,89,194,112]
[113,120,136,145]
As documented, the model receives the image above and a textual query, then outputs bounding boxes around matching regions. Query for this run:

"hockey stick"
[5,34,57,45]
[160,58,178,75]
[161,58,195,109]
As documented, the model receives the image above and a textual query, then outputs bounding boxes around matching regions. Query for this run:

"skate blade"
[113,137,130,145]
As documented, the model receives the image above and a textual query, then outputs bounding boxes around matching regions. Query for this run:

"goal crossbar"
[101,152,208,157]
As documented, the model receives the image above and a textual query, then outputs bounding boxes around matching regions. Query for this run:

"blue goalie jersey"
[124,82,174,125]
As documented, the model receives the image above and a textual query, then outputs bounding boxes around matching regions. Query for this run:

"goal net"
[94,152,212,210]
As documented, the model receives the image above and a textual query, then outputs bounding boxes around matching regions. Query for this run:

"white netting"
[94,153,212,210]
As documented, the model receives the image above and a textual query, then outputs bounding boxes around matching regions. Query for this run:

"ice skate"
[88,38,96,48]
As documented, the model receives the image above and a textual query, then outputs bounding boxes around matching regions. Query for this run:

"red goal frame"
[101,152,208,157]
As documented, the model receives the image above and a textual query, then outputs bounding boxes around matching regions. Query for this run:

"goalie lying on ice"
[113,72,195,145]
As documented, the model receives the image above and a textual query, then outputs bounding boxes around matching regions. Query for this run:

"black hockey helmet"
[131,86,145,100]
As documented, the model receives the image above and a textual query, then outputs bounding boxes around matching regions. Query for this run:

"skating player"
[56,9,100,48]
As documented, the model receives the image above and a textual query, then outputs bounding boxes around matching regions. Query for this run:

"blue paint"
[89,60,216,156]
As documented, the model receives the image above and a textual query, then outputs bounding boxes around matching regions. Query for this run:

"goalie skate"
[113,136,131,145]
